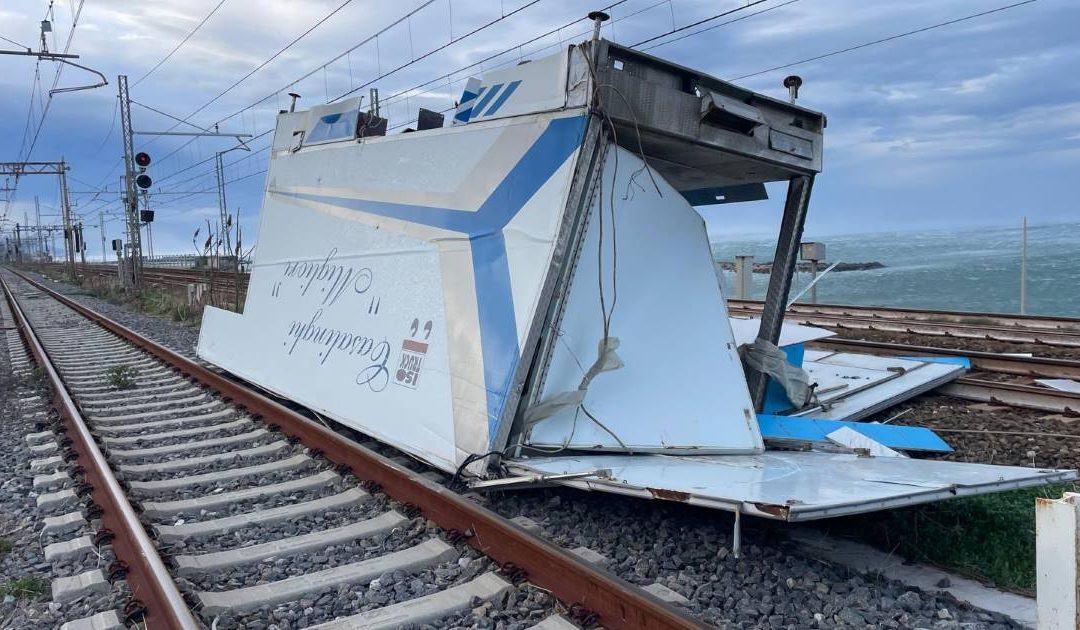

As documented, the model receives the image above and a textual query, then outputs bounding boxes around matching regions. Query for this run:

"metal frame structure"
[0,160,76,277]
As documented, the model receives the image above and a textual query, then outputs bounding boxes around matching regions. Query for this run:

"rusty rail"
[9,268,702,630]
[0,272,200,629]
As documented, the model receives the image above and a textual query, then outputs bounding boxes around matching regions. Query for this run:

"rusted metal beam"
[0,273,200,630]
[11,269,703,630]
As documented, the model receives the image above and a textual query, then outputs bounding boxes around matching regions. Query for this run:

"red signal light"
[135,152,151,167]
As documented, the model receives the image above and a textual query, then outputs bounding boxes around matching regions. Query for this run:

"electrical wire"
[147,0,561,190]
[0,33,29,48]
[133,0,229,87]
[156,0,358,138]
[731,0,1040,81]
[640,0,801,51]
[630,0,774,47]
[151,1,632,192]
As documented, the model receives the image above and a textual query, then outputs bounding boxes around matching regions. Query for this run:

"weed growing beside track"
[835,483,1077,594]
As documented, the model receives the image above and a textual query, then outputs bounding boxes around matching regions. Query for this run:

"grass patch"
[838,483,1076,594]
[0,576,47,599]
[105,365,138,389]
[0,538,11,556]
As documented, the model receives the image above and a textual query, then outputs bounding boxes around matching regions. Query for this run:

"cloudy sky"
[1,0,1077,259]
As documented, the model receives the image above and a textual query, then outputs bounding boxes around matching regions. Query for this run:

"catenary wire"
[133,0,230,87]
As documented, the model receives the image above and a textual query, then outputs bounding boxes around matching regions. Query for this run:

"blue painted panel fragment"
[900,355,972,368]
[757,414,953,453]
[761,343,805,415]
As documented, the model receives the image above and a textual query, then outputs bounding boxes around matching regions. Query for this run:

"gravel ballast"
[8,271,1044,628]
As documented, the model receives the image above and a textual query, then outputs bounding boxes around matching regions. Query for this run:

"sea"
[710,221,1080,318]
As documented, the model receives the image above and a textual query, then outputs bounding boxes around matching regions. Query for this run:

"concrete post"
[1036,492,1080,628]
[734,255,753,300]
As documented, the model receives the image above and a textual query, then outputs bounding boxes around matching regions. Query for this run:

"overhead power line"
[640,0,801,51]
[168,0,357,132]
[731,0,1039,81]
[133,0,230,86]
[149,0,559,187]
[630,0,773,47]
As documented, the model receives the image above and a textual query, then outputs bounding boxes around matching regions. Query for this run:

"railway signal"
[135,151,152,189]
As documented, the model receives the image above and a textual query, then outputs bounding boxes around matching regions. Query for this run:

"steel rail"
[730,309,1080,348]
[814,337,1080,381]
[0,273,200,630]
[9,268,702,630]
[941,378,1080,415]
[729,299,1080,332]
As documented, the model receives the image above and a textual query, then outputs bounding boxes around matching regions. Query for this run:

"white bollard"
[1036,492,1080,629]
[734,255,753,300]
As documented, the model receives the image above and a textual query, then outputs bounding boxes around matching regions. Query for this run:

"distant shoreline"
[715,261,886,274]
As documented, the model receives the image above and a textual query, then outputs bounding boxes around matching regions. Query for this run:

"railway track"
[729,299,1080,333]
[814,338,1080,415]
[1,268,699,630]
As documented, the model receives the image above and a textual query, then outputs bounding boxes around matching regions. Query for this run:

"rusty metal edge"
[0,271,200,630]
[11,268,704,630]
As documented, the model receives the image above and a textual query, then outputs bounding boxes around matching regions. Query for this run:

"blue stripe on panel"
[470,230,520,440]
[483,80,521,117]
[453,86,486,124]
[470,83,503,119]
[273,114,589,444]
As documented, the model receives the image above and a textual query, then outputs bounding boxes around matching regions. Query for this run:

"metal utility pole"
[77,222,86,264]
[1020,216,1028,315]
[99,211,106,262]
[118,75,143,290]
[35,196,43,258]
[215,152,229,254]
[14,224,22,263]
[58,159,76,277]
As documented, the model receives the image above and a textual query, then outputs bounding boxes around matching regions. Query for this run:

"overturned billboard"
[198,39,1074,518]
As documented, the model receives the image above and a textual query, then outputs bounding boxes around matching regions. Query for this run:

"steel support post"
[747,174,815,410]
[118,75,142,290]
[58,160,77,278]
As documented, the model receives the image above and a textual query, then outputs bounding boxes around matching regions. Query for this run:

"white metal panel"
[524,146,762,454]
[799,351,965,420]
[197,200,459,469]
[198,111,589,473]
[508,453,1076,521]
[1037,378,1080,394]
[468,48,569,123]
[1036,493,1080,629]
[728,317,834,347]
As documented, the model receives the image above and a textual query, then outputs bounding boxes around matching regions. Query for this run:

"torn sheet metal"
[796,350,967,420]
[1036,378,1080,394]
[507,453,1076,521]
[825,426,905,458]
[519,145,762,455]
[729,317,834,348]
